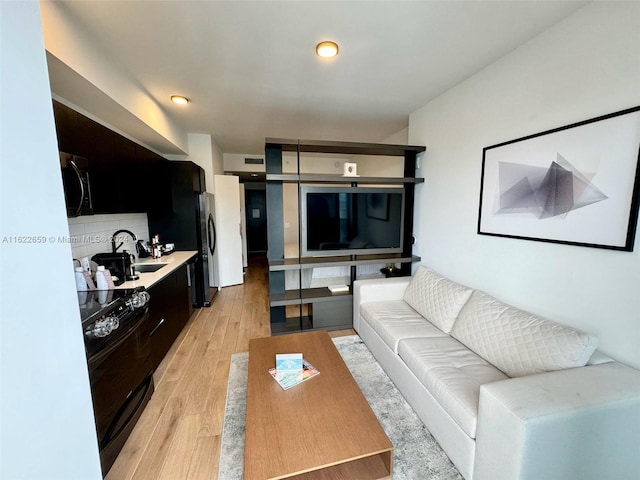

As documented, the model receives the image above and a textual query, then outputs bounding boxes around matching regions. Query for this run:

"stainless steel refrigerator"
[205,192,220,291]
[195,191,214,306]
[148,161,215,307]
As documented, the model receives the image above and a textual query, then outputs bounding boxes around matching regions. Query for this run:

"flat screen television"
[300,186,405,257]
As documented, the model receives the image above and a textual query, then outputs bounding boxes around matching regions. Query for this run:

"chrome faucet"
[112,229,137,253]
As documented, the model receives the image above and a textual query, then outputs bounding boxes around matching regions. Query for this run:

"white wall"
[0,2,102,478]
[354,127,409,178]
[211,136,224,176]
[382,127,408,145]
[223,152,265,173]
[187,133,216,193]
[167,134,224,192]
[409,2,640,368]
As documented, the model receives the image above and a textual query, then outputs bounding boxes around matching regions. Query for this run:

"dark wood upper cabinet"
[52,101,80,154]
[76,114,117,162]
[52,100,171,215]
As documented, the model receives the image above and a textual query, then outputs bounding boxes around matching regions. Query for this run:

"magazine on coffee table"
[275,353,303,373]
[269,359,320,390]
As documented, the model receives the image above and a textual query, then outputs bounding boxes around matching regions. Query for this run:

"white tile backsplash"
[67,213,150,262]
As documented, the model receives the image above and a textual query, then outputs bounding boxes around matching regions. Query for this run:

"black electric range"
[76,287,154,476]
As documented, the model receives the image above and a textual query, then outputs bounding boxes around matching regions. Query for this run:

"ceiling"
[45,1,587,155]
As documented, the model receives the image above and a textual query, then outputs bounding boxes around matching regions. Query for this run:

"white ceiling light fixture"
[316,41,339,58]
[171,95,189,105]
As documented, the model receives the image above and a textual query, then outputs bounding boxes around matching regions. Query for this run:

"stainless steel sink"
[133,263,168,273]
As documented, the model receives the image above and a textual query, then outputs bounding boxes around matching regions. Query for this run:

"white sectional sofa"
[353,266,640,480]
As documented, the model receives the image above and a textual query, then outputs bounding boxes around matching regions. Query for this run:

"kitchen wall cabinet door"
[52,100,171,215]
[52,101,80,154]
[135,145,172,215]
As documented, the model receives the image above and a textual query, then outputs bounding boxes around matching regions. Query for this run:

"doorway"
[244,186,268,255]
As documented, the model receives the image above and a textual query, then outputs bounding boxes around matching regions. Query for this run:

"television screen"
[301,186,405,257]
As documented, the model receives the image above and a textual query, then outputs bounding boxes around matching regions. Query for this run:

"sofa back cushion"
[403,266,473,333]
[451,291,599,377]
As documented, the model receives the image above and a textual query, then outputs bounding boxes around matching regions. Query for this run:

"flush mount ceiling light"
[171,95,189,105]
[316,41,339,58]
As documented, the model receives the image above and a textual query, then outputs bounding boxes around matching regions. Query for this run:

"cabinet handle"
[149,318,165,337]
[69,159,86,217]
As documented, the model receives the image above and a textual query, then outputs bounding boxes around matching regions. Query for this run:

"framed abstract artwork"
[478,106,640,251]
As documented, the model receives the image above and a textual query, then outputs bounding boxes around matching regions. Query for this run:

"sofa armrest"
[474,362,640,480]
[352,277,411,332]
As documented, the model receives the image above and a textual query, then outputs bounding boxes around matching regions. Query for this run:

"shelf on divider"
[270,287,353,307]
[266,173,424,184]
[265,138,426,156]
[271,316,313,336]
[269,254,421,271]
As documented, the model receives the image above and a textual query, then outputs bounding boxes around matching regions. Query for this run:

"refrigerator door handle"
[208,213,216,255]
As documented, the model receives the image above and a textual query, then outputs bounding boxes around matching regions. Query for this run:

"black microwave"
[60,152,93,217]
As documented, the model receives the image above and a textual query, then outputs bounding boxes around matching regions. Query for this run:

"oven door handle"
[87,309,149,367]
[99,373,153,449]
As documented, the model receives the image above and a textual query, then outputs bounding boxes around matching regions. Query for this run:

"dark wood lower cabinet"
[146,264,190,370]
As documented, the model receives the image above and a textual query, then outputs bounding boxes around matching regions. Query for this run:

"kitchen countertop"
[113,250,198,290]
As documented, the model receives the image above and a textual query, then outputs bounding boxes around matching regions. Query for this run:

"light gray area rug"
[218,335,463,480]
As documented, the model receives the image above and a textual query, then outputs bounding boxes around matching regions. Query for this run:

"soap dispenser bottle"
[95,266,109,290]
[96,266,116,289]
[96,265,115,290]
[75,267,89,291]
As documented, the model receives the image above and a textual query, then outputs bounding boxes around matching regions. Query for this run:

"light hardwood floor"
[106,256,354,480]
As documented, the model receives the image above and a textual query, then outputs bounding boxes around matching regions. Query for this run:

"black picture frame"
[477,106,640,251]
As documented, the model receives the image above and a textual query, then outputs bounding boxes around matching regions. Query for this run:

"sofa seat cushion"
[403,266,474,334]
[451,291,599,378]
[361,300,447,353]
[398,336,508,439]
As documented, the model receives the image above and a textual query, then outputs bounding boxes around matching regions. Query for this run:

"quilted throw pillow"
[451,291,599,377]
[403,266,473,333]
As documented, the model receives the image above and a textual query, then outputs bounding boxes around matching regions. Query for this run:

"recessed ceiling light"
[316,41,339,58]
[171,95,189,105]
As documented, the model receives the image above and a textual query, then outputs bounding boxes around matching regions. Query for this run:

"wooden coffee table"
[244,331,393,480]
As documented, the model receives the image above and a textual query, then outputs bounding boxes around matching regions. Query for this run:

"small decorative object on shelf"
[343,162,358,177]
[328,285,349,293]
[381,263,404,278]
